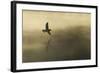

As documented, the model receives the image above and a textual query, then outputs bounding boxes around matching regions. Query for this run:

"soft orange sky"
[22,10,91,31]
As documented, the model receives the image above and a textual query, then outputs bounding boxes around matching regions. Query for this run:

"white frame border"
[16,3,96,70]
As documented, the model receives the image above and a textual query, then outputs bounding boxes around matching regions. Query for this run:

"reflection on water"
[22,25,90,63]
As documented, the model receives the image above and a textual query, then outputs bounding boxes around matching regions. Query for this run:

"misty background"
[22,10,91,63]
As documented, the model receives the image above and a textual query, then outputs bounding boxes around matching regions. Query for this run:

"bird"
[42,22,51,35]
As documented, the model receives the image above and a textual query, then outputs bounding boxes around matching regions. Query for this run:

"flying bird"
[42,22,51,35]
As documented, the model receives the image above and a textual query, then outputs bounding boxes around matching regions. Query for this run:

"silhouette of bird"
[42,22,51,35]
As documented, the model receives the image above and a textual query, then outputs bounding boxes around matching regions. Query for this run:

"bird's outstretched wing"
[46,22,48,30]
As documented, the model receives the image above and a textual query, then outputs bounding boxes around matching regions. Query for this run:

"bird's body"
[42,22,51,35]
